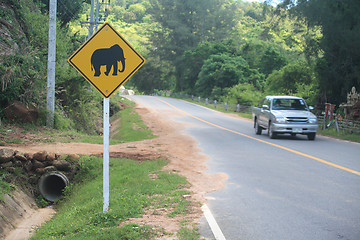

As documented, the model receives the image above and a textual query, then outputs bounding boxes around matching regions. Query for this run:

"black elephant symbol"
[91,44,125,77]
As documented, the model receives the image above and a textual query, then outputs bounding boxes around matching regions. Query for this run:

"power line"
[80,0,110,39]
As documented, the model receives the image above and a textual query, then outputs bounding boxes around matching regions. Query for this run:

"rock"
[53,160,71,171]
[15,154,27,162]
[24,160,33,172]
[58,154,68,160]
[33,160,45,169]
[5,167,15,173]
[44,166,57,172]
[3,100,39,123]
[67,154,80,161]
[46,152,56,161]
[35,168,45,175]
[13,160,22,167]
[1,161,13,168]
[33,151,47,162]
[29,176,38,185]
[24,153,33,160]
[0,148,15,163]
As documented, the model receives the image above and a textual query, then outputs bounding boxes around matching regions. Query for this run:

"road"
[128,95,360,240]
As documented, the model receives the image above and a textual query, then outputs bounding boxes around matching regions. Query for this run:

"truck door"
[259,98,271,127]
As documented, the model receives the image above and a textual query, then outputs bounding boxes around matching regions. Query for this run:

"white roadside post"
[103,98,110,213]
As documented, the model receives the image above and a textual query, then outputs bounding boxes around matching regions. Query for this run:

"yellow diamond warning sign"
[68,23,145,98]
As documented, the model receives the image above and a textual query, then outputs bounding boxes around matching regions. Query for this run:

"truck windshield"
[272,99,307,110]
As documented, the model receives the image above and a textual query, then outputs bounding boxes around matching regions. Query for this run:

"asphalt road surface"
[129,95,360,240]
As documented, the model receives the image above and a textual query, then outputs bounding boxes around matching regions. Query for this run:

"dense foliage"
[1,0,359,131]
[0,0,102,133]
[279,0,360,104]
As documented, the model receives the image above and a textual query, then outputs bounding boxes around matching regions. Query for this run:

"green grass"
[55,98,154,145]
[0,171,15,201]
[31,156,196,240]
[110,104,155,143]
[0,98,153,145]
[318,127,360,142]
[177,97,253,119]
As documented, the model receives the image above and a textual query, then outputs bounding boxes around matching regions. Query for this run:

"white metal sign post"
[68,22,145,214]
[103,98,110,213]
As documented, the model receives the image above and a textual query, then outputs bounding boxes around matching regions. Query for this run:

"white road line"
[202,204,226,240]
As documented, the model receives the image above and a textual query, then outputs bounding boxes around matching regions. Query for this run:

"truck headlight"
[275,117,286,123]
[308,118,317,124]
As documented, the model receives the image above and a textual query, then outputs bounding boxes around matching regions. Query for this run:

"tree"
[259,46,288,76]
[195,54,252,97]
[279,0,360,104]
[180,41,235,92]
[148,0,237,90]
[36,0,86,28]
[223,83,263,105]
[129,56,175,94]
[265,60,315,95]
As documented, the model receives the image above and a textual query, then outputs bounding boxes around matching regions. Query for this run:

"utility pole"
[96,0,100,31]
[81,0,110,37]
[89,0,95,38]
[46,0,57,128]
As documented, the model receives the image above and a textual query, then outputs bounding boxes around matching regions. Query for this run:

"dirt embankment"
[1,100,227,239]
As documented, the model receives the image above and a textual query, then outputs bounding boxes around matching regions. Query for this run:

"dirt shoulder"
[2,100,227,238]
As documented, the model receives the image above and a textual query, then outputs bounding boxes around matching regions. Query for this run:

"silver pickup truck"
[252,96,318,140]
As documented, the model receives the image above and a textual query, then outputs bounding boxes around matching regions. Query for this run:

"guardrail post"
[225,102,227,111]
[237,104,240,112]
[214,100,217,108]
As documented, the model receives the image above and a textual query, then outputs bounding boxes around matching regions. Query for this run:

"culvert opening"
[39,172,69,202]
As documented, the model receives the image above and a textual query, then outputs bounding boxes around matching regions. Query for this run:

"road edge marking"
[153,97,360,176]
[202,204,226,240]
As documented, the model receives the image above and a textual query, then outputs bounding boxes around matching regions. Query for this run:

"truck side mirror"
[309,106,314,110]
[262,105,269,110]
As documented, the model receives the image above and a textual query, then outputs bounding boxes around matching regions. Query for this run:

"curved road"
[128,95,360,240]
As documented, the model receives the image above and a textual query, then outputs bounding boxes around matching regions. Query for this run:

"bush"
[223,83,263,106]
[196,54,251,97]
[265,60,316,95]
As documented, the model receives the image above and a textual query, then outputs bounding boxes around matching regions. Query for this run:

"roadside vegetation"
[31,157,199,239]
[0,97,154,145]
[1,97,202,239]
[0,171,14,201]
[317,128,360,143]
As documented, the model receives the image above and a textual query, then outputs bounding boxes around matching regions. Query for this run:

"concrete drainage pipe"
[39,172,69,202]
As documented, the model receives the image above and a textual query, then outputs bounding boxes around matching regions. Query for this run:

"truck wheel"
[307,133,316,140]
[268,123,277,139]
[255,119,262,135]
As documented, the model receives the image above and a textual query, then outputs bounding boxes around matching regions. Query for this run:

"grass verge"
[0,97,154,145]
[177,97,252,119]
[0,171,15,201]
[318,128,360,142]
[110,98,155,143]
[31,156,201,239]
